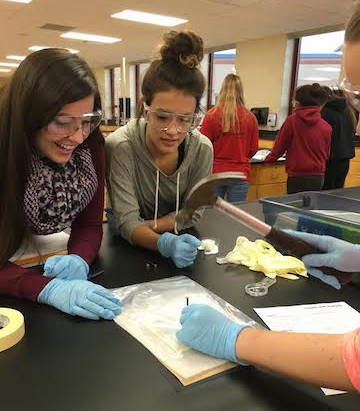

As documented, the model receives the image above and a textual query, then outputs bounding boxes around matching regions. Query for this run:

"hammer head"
[177,172,247,226]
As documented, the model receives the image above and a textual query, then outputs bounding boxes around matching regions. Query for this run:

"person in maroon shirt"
[265,83,331,194]
[0,48,121,320]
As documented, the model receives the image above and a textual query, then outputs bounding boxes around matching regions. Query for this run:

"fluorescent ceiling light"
[0,62,19,67]
[111,9,188,27]
[6,55,26,61]
[61,32,121,44]
[315,67,341,73]
[0,68,11,72]
[28,46,79,53]
[2,0,32,3]
[303,76,330,82]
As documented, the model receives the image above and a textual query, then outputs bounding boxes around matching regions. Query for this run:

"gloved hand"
[37,279,122,320]
[157,232,201,268]
[176,304,249,364]
[43,254,89,280]
[285,230,360,289]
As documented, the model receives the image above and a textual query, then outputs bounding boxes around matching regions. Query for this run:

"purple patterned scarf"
[23,144,98,234]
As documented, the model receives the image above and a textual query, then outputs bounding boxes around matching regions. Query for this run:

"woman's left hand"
[43,254,89,280]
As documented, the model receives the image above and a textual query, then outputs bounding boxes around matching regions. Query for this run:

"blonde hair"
[216,74,245,132]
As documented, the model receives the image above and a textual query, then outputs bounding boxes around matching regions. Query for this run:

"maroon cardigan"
[0,140,105,301]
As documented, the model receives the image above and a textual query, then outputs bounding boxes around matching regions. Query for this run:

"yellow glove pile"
[224,236,308,280]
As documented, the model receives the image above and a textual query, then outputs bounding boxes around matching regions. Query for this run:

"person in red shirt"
[0,48,121,320]
[265,83,331,194]
[201,74,259,202]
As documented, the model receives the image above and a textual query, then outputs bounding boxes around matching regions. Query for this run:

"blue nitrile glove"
[37,279,122,320]
[176,304,249,364]
[157,232,201,268]
[285,230,360,290]
[43,254,89,280]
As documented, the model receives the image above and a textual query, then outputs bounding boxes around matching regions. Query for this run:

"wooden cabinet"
[247,138,287,200]
[256,163,287,185]
[248,162,287,200]
[100,125,119,137]
[345,147,360,188]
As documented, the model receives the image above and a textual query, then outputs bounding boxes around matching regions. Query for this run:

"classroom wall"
[236,34,290,125]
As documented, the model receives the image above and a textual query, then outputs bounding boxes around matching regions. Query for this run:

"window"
[209,49,236,107]
[296,31,344,88]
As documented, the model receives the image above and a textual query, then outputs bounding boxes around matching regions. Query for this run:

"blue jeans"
[215,181,249,203]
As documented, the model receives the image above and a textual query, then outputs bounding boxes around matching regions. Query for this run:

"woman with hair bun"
[265,83,331,194]
[106,30,213,269]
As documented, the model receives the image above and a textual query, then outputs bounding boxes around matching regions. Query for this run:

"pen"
[88,270,104,279]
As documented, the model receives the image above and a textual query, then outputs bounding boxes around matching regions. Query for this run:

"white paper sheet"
[9,232,69,267]
[254,301,360,395]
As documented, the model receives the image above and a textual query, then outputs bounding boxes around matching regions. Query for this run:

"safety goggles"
[144,104,201,133]
[339,78,360,112]
[47,109,104,138]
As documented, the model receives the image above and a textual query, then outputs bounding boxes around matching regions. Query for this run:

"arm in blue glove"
[157,232,201,268]
[176,304,356,391]
[176,304,249,364]
[37,279,122,320]
[285,230,360,289]
[43,254,89,280]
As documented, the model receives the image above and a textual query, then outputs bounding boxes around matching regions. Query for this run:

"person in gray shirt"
[105,30,213,268]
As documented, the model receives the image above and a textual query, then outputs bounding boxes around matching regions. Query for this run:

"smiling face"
[33,94,95,164]
[145,89,197,157]
[343,41,360,134]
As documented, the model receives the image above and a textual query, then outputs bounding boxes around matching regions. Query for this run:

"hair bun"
[159,30,204,68]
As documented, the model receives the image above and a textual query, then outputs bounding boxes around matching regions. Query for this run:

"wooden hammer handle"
[265,228,354,285]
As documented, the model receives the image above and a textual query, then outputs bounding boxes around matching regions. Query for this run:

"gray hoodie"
[105,119,213,242]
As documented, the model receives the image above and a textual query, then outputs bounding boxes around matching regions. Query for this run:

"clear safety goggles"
[340,78,360,112]
[47,109,104,138]
[144,104,201,133]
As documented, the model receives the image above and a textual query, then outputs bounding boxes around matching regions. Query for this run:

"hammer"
[178,172,354,285]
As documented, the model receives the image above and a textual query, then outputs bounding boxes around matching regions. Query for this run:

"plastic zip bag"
[112,275,262,385]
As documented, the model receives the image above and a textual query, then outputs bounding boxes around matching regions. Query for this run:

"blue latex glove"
[44,254,89,280]
[38,279,122,320]
[157,232,201,268]
[285,230,360,289]
[176,304,249,364]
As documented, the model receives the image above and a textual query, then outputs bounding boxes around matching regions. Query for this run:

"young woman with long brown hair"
[0,48,121,320]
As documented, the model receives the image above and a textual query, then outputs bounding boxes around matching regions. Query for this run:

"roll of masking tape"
[0,308,25,352]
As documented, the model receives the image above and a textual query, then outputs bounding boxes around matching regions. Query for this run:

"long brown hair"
[0,48,102,267]
[216,74,245,133]
[345,1,360,42]
[138,30,205,118]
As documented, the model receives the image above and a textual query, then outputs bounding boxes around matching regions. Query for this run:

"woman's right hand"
[157,232,201,268]
[285,230,360,289]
